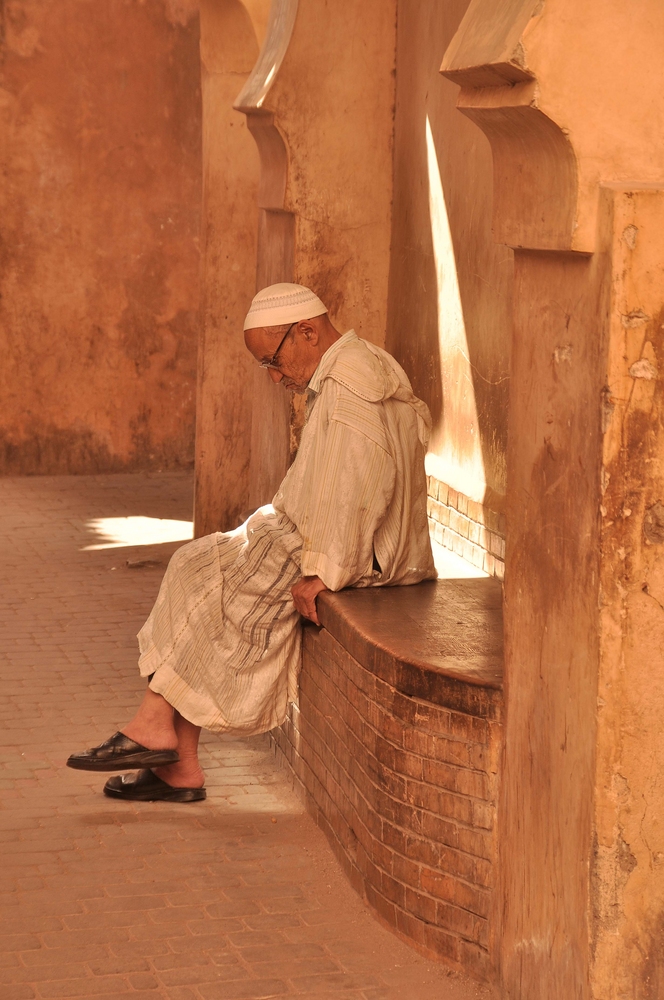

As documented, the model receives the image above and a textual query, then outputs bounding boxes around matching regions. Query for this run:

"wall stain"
[0,422,194,476]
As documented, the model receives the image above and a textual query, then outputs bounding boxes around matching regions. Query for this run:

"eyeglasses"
[259,322,297,369]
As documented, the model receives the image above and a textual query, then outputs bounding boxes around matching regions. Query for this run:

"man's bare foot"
[120,688,178,751]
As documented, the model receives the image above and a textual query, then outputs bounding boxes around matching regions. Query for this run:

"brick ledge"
[317,580,503,717]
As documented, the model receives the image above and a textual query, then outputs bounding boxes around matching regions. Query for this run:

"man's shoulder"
[323,335,403,403]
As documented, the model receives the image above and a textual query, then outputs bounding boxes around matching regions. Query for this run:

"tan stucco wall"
[0,0,202,475]
[498,188,664,1000]
[190,1,664,994]
[500,246,606,997]
[521,1,664,252]
[594,186,664,1000]
[387,0,511,506]
[193,0,398,532]
[193,0,263,535]
[271,0,397,346]
[438,0,664,995]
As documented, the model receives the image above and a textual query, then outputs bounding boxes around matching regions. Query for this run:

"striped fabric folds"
[137,330,436,735]
[138,509,303,735]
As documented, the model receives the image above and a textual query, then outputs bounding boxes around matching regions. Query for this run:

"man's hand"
[291,575,329,625]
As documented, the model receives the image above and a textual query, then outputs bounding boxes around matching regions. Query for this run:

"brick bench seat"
[318,579,503,712]
[271,578,504,980]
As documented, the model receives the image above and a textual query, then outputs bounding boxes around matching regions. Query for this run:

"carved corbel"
[233,0,299,505]
[234,0,298,286]
[441,0,584,253]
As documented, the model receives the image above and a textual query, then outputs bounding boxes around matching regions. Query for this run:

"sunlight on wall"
[424,115,486,504]
[432,539,487,579]
[81,516,193,550]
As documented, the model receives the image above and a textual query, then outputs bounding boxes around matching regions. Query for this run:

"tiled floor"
[0,473,492,1000]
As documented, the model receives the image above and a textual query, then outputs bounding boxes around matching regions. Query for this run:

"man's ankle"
[120,720,178,751]
[153,762,205,788]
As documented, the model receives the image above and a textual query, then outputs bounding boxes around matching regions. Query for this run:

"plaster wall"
[193,0,264,535]
[268,0,397,345]
[190,0,664,993]
[520,1,664,251]
[593,186,664,1000]
[437,0,664,995]
[0,0,202,475]
[194,0,398,530]
[500,247,605,997]
[387,0,511,507]
[201,0,400,524]
[498,189,664,1000]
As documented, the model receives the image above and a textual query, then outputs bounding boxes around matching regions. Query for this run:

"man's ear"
[299,319,318,344]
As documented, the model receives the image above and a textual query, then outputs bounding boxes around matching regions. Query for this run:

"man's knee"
[169,534,213,570]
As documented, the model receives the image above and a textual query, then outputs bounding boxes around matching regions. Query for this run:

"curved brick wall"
[271,582,503,980]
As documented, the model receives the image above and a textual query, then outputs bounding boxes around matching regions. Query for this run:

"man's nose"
[268,368,284,383]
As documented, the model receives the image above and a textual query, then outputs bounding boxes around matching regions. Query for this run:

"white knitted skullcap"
[243,283,327,331]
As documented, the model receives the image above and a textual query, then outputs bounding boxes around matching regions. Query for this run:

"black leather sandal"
[103,769,206,802]
[66,732,179,771]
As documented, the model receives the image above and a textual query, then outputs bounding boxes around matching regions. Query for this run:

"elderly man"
[67,283,436,801]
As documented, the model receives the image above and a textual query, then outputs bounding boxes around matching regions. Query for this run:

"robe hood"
[309,330,432,448]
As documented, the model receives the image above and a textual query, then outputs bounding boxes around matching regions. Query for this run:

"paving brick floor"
[0,473,492,1000]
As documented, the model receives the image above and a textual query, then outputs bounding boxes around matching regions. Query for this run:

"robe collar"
[306,328,432,448]
[307,329,357,395]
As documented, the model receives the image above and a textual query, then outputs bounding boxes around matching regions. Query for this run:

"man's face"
[244,321,321,393]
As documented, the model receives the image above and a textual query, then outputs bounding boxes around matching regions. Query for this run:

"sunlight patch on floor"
[81,515,194,550]
[200,735,304,815]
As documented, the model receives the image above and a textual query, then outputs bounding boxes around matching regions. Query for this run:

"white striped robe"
[139,330,436,734]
